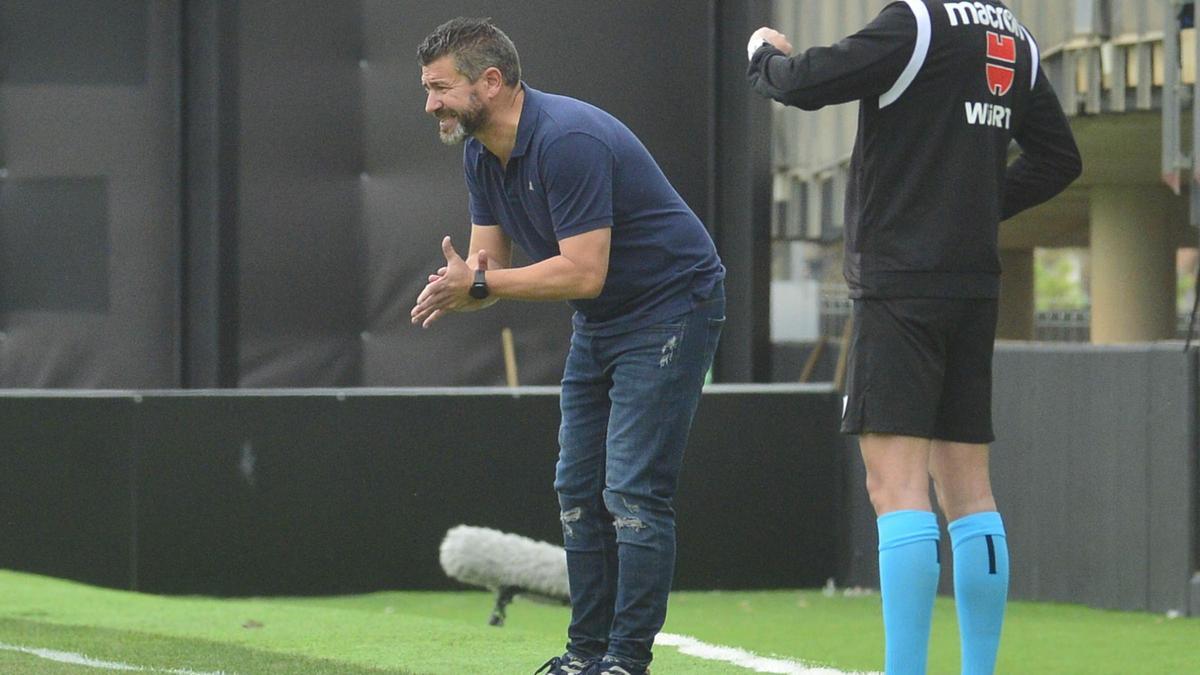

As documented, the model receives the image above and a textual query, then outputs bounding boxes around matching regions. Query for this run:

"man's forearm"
[746,6,914,110]
[487,255,606,302]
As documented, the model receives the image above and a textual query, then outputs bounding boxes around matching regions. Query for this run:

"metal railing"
[1034,309,1093,342]
[817,293,1194,342]
[1161,1,1200,223]
[1031,309,1195,341]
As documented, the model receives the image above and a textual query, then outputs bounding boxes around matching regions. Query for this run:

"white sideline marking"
[657,633,880,675]
[0,642,228,674]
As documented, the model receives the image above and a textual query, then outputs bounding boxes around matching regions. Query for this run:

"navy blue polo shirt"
[463,85,724,335]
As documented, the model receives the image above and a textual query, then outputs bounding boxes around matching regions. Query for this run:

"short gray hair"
[417,17,521,87]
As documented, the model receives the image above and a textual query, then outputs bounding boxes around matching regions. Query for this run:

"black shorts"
[840,298,998,444]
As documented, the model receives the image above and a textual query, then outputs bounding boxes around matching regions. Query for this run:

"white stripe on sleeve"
[1023,27,1040,89]
[879,0,932,109]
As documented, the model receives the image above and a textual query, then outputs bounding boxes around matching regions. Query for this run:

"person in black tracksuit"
[747,2,1080,674]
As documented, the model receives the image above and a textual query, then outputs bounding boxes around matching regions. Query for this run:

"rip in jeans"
[613,497,647,531]
[560,506,582,538]
[614,516,647,531]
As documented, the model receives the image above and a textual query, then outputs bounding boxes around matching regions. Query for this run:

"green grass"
[0,570,1197,674]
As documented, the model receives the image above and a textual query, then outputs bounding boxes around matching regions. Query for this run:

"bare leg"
[860,433,939,675]
[859,433,933,516]
[928,441,995,521]
[931,441,1007,675]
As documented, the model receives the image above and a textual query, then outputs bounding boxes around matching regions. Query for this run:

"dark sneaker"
[590,656,649,675]
[534,652,595,675]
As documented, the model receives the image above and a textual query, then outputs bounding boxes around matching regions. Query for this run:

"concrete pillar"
[1089,186,1177,343]
[998,248,1035,340]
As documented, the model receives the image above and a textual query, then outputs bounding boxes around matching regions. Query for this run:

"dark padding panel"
[0,1,180,389]
[675,389,843,589]
[236,1,366,387]
[329,394,566,593]
[0,0,148,84]
[0,397,135,589]
[1146,347,1197,613]
[0,178,110,312]
[1,387,843,595]
[133,395,360,594]
[131,387,842,594]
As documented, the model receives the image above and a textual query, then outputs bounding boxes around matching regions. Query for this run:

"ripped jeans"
[553,284,724,668]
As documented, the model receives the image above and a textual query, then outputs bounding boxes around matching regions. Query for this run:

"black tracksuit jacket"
[748,0,1082,299]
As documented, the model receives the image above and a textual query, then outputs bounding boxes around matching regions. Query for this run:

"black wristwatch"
[468,268,489,300]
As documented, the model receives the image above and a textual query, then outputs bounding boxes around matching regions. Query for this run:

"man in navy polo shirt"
[411,17,725,675]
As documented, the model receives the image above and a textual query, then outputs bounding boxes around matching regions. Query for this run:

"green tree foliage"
[1179,249,1197,314]
[1034,249,1087,311]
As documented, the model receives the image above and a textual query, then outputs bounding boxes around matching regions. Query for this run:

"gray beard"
[438,95,487,145]
[439,121,469,145]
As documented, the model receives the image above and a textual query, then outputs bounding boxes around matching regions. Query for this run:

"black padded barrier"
[0,396,136,589]
[0,385,842,595]
[6,344,1197,615]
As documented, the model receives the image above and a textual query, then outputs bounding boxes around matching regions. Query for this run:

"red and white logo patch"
[985,31,1016,97]
[987,31,1017,62]
[986,64,1015,97]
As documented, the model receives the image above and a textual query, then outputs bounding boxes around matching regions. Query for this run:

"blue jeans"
[554,284,724,668]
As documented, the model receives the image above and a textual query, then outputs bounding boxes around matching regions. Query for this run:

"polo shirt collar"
[510,83,540,160]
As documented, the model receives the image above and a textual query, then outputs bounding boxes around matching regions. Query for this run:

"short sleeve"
[463,144,497,225]
[541,132,614,239]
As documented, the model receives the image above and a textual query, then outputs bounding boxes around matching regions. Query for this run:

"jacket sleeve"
[1001,68,1083,220]
[746,2,915,110]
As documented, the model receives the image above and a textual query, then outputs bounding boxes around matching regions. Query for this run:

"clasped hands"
[410,236,492,329]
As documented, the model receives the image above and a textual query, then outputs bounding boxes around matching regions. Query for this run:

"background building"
[770,0,1197,346]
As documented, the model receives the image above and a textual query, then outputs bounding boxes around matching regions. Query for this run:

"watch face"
[469,269,487,299]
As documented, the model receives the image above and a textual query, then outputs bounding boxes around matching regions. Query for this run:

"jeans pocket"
[641,320,686,334]
[702,316,725,365]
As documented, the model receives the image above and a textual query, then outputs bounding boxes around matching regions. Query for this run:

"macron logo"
[945,1,1026,40]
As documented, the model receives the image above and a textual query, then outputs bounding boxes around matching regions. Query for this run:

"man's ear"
[482,66,506,98]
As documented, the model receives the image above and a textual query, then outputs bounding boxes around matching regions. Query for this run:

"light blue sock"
[877,510,941,675]
[949,511,1009,675]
